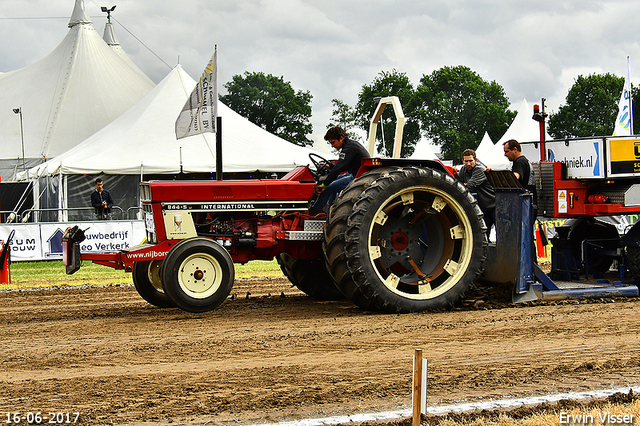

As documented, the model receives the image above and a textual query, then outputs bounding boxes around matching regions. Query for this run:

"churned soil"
[0,278,639,425]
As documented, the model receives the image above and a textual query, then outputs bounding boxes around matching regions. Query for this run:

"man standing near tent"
[503,139,535,193]
[91,178,114,220]
[457,149,495,235]
[309,126,370,216]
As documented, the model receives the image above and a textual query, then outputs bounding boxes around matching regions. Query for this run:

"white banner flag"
[175,46,218,139]
[613,56,633,136]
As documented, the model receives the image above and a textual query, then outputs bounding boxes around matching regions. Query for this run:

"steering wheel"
[309,153,333,181]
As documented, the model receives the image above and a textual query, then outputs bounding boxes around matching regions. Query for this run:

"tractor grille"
[536,163,555,216]
[143,204,157,244]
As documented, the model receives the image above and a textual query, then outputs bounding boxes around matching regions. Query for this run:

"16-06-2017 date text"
[5,412,80,424]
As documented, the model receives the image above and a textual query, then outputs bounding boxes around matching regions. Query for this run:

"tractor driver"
[308,126,370,216]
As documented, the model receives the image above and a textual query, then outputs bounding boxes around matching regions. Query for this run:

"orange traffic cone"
[0,230,15,285]
[0,241,10,285]
[535,222,548,259]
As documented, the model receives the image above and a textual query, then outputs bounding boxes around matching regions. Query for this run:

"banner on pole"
[613,56,633,136]
[175,46,218,139]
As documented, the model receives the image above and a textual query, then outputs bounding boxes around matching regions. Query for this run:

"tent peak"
[103,22,120,46]
[68,0,92,28]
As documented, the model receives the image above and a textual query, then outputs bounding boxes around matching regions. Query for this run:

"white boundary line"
[246,386,640,426]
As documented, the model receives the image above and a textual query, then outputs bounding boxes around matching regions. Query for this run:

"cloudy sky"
[1,0,639,145]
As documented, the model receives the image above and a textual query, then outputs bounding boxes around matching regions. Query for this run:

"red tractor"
[64,97,640,312]
[63,98,487,313]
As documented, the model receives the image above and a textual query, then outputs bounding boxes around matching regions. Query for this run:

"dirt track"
[0,278,639,426]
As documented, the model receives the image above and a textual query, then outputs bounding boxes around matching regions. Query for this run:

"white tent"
[475,132,494,163]
[22,65,326,178]
[496,99,551,145]
[312,138,334,155]
[482,99,551,169]
[0,0,155,180]
[408,138,439,160]
[103,21,153,86]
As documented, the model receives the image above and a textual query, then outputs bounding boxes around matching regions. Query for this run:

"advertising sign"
[0,221,146,261]
[547,139,604,179]
[608,138,640,177]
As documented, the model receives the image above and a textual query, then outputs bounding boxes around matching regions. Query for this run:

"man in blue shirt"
[309,126,370,216]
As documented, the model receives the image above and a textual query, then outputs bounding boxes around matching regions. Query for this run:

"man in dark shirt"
[91,178,114,220]
[309,126,370,215]
[457,149,496,234]
[503,139,534,193]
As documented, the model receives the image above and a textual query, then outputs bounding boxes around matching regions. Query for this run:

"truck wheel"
[345,166,486,313]
[626,246,640,283]
[324,168,395,307]
[568,219,619,273]
[132,260,176,308]
[161,238,235,313]
[276,253,344,300]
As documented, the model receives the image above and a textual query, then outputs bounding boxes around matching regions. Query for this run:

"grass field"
[2,259,283,290]
[429,399,640,426]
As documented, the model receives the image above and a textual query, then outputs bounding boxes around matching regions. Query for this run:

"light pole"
[12,107,25,171]
[101,5,116,23]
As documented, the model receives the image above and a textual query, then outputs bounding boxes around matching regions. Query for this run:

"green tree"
[548,73,640,138]
[220,71,313,146]
[327,98,363,142]
[415,65,515,161]
[353,70,421,157]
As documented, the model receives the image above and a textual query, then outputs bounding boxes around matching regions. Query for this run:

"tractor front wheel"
[161,238,235,313]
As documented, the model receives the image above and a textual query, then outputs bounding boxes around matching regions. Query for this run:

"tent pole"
[216,116,223,180]
[58,171,64,222]
[139,163,144,220]
[62,174,68,222]
[32,179,40,223]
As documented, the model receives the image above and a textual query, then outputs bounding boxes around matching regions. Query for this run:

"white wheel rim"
[366,185,474,300]
[147,260,164,293]
[177,253,224,299]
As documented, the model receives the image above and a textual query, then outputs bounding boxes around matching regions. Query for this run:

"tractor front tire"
[161,238,235,313]
[132,260,176,308]
[344,166,486,313]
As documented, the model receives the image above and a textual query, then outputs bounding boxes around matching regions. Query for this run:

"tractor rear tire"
[161,238,235,313]
[276,253,344,300]
[344,166,486,313]
[324,168,395,307]
[132,260,176,308]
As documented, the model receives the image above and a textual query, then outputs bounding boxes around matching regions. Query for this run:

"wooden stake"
[413,348,423,426]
